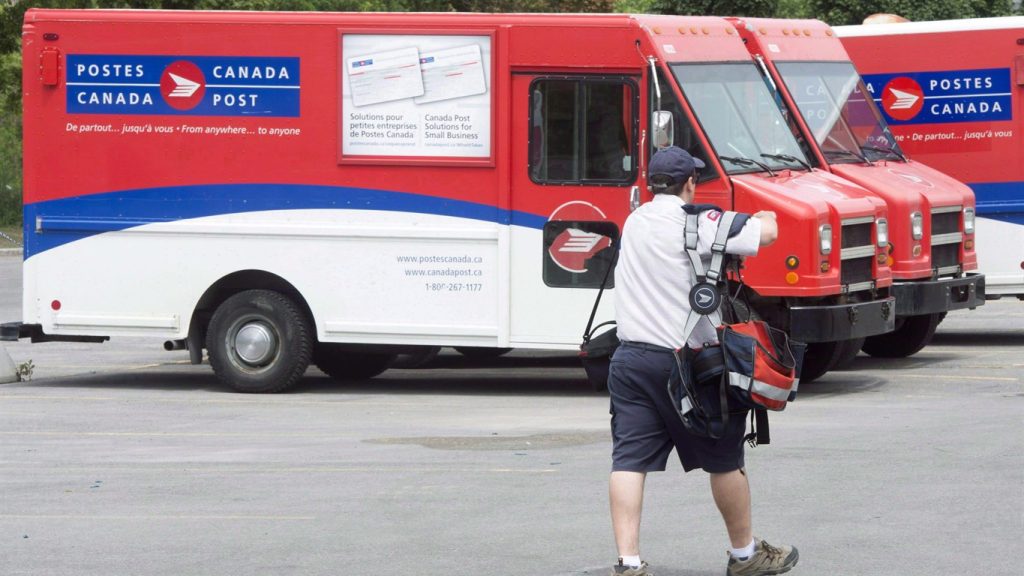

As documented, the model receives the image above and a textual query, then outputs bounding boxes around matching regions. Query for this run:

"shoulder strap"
[582,247,619,343]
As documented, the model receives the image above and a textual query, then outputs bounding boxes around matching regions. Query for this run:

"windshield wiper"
[720,155,776,177]
[861,144,906,161]
[823,149,870,163]
[761,153,811,171]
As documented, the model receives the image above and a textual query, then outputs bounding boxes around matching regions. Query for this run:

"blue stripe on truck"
[969,181,1024,225]
[23,183,549,258]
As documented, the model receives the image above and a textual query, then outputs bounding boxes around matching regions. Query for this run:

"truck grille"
[930,206,962,276]
[840,217,876,290]
[841,257,873,286]
[933,243,960,273]
[931,209,960,235]
[841,222,872,248]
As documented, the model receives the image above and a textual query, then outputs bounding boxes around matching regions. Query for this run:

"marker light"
[785,272,799,284]
[785,256,800,270]
[820,261,830,273]
[965,239,974,250]
[912,245,922,258]
[910,211,923,240]
[876,218,889,248]
[818,224,832,255]
[963,207,975,234]
[51,300,61,311]
[877,253,887,265]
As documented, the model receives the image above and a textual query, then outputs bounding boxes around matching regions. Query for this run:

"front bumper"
[891,273,985,317]
[789,296,896,343]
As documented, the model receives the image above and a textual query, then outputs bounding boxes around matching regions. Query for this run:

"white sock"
[730,539,756,560]
[619,555,642,568]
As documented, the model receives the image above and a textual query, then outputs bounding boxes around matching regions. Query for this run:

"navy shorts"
[608,341,747,474]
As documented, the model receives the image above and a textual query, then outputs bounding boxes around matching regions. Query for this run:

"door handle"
[629,185,641,212]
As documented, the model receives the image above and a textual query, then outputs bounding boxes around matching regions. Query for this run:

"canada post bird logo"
[547,201,613,273]
[881,77,924,121]
[159,61,206,110]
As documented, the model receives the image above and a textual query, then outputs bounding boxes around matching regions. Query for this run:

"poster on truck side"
[340,34,493,160]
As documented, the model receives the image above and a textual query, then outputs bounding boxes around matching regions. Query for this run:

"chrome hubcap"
[234,322,276,366]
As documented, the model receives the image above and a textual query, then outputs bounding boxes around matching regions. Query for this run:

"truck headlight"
[910,211,923,240]
[819,224,832,255]
[963,207,975,235]
[876,218,888,248]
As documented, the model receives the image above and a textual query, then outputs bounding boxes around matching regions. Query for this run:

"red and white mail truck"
[3,10,895,391]
[837,17,1024,299]
[728,17,984,362]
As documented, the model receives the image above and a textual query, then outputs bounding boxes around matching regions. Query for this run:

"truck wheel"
[799,340,843,383]
[862,313,942,358]
[454,347,513,359]
[831,337,867,369]
[314,344,394,380]
[206,290,312,393]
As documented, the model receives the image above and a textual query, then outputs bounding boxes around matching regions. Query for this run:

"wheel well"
[188,270,315,354]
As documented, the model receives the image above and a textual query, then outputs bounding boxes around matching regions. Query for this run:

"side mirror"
[652,111,674,149]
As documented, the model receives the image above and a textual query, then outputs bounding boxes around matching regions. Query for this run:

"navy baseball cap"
[648,146,705,184]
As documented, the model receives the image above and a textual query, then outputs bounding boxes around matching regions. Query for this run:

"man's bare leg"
[710,469,753,548]
[609,471,647,556]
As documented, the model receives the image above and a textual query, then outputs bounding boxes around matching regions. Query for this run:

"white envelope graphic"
[346,46,425,107]
[414,44,487,105]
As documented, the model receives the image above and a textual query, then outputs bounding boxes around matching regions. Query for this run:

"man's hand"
[753,210,778,246]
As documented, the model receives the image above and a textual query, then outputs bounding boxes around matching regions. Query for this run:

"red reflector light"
[51,300,61,311]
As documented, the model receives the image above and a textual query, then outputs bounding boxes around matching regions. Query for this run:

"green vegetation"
[0,0,1019,227]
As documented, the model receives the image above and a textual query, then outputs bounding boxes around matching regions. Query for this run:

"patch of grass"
[0,224,22,247]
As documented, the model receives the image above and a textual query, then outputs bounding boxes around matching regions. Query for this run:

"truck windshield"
[774,61,905,163]
[670,62,811,175]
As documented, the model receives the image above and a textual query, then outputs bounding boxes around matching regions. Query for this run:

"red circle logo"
[881,77,924,121]
[547,202,613,273]
[160,61,206,110]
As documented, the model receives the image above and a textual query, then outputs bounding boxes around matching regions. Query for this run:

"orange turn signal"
[785,272,799,284]
[886,256,895,267]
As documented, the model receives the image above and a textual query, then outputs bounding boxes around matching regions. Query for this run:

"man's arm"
[752,210,778,246]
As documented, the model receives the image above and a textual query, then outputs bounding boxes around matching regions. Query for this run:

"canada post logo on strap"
[66,55,300,117]
[862,68,1011,125]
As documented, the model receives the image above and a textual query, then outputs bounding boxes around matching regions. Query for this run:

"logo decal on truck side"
[66,55,300,117]
[863,68,1011,125]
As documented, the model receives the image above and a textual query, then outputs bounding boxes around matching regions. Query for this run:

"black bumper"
[1,322,107,343]
[789,296,896,343]
[891,273,985,317]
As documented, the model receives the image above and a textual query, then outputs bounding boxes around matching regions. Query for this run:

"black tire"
[314,344,393,380]
[454,346,513,359]
[831,337,867,369]
[862,313,942,358]
[206,289,312,394]
[799,340,843,383]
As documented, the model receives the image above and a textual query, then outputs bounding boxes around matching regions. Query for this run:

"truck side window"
[652,70,717,184]
[529,77,638,185]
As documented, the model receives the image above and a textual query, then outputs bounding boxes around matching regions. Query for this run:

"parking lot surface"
[1,254,1022,576]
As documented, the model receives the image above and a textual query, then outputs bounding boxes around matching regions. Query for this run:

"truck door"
[509,73,641,345]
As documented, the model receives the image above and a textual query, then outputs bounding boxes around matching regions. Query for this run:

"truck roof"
[835,15,1024,37]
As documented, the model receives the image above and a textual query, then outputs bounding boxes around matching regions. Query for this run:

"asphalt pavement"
[1,252,1022,576]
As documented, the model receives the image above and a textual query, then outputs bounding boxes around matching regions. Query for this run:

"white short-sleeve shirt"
[614,193,762,350]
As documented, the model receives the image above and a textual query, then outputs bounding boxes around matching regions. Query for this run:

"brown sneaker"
[611,559,652,575]
[726,538,799,576]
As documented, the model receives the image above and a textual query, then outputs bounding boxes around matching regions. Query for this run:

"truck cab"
[632,16,894,381]
[729,17,984,359]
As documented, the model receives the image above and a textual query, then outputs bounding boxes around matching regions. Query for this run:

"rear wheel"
[454,347,513,359]
[799,340,843,383]
[206,289,312,393]
[831,337,867,369]
[314,344,394,380]
[862,313,942,358]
